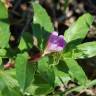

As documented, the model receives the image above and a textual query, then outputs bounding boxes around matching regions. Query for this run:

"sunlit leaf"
[18,32,33,51]
[0,70,19,92]
[64,13,93,44]
[0,49,6,57]
[63,59,88,85]
[33,3,54,32]
[0,22,10,48]
[72,41,96,59]
[54,65,71,86]
[0,1,8,19]
[0,57,2,65]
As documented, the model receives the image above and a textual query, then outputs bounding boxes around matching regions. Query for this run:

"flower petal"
[48,31,58,44]
[47,43,58,51]
[57,35,66,49]
[43,31,67,55]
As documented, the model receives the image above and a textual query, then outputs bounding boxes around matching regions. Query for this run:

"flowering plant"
[0,0,96,96]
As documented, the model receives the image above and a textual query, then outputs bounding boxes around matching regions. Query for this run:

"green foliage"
[0,22,10,48]
[18,32,33,51]
[0,1,10,49]
[63,58,88,85]
[64,13,94,44]
[26,84,53,95]
[33,3,54,32]
[16,52,37,91]
[63,13,94,59]
[32,3,54,49]
[72,41,96,59]
[38,57,55,86]
[2,87,22,96]
[0,49,6,57]
[0,0,96,96]
[54,65,71,86]
[0,1,8,19]
[0,57,2,65]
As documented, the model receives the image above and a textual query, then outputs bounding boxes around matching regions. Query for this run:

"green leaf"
[1,71,19,88]
[0,2,10,48]
[64,86,84,96]
[0,57,2,65]
[63,59,88,85]
[26,84,53,95]
[0,1,8,19]
[72,41,96,59]
[32,3,54,49]
[26,72,54,95]
[32,24,47,49]
[5,69,16,78]
[0,70,19,92]
[38,57,55,87]
[65,80,96,95]
[54,60,71,86]
[0,77,5,90]
[85,79,96,89]
[16,52,37,91]
[54,65,71,86]
[2,87,22,96]
[33,73,48,84]
[18,38,27,51]
[0,1,10,48]
[18,32,33,51]
[64,13,93,43]
[33,3,54,32]
[64,0,69,11]
[0,91,3,96]
[0,21,10,48]
[0,49,6,57]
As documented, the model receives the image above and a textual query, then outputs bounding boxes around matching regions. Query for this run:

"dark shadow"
[64,38,83,52]
[0,19,9,24]
[56,60,69,73]
[32,24,50,50]
[9,25,23,48]
[6,47,20,58]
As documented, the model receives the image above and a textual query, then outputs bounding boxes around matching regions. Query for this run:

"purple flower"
[43,31,66,55]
